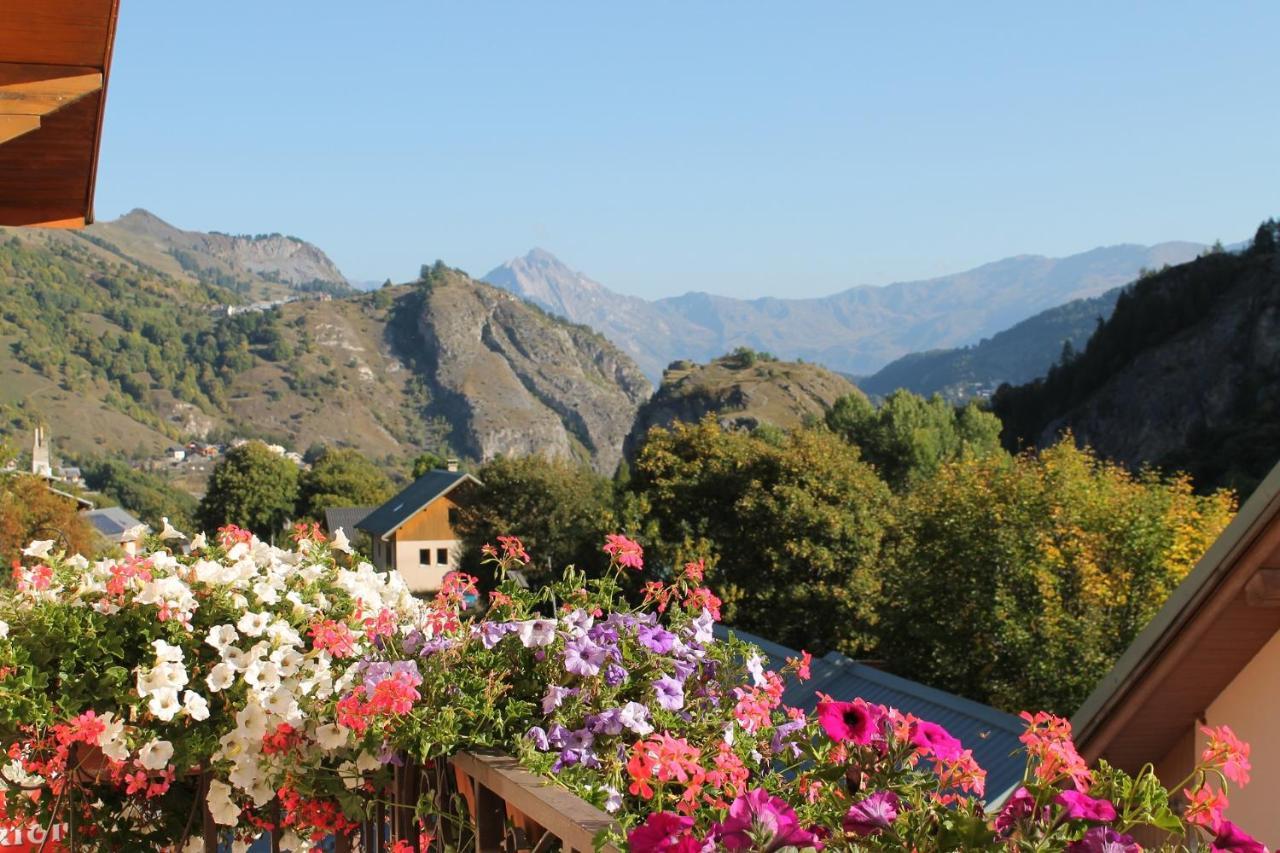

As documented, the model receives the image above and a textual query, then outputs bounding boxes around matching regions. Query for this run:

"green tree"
[410,451,447,479]
[78,456,199,532]
[296,447,395,522]
[877,440,1236,714]
[628,417,894,655]
[826,389,1003,490]
[453,455,616,577]
[198,442,299,539]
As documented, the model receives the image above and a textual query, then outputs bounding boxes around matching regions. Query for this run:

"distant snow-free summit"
[483,243,1205,381]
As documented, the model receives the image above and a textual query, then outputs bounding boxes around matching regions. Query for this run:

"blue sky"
[97,2,1278,298]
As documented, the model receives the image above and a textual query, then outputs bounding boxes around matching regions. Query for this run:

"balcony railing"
[190,751,620,853]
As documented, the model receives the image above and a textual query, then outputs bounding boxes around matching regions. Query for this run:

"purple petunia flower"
[604,663,629,686]
[1065,827,1142,853]
[619,701,654,735]
[564,727,595,751]
[691,609,715,644]
[561,609,594,636]
[770,718,807,758]
[542,684,577,714]
[588,709,625,736]
[843,790,900,837]
[516,619,558,648]
[652,675,685,711]
[638,624,677,654]
[526,726,550,750]
[563,637,608,677]
[479,621,517,649]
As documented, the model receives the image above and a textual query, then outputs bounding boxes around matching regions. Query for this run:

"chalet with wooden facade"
[356,469,479,593]
[1073,460,1280,847]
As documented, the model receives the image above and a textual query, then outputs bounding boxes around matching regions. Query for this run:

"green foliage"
[826,389,1003,490]
[0,237,289,420]
[410,451,447,478]
[197,442,299,538]
[876,440,1236,714]
[77,455,199,531]
[295,447,395,522]
[627,417,893,655]
[453,455,617,577]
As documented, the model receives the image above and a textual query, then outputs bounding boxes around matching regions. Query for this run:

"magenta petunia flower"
[1054,789,1118,823]
[627,812,703,852]
[714,788,822,851]
[1211,820,1267,853]
[843,790,900,837]
[816,698,884,745]
[910,719,963,761]
[995,786,1036,835]
[1065,826,1142,853]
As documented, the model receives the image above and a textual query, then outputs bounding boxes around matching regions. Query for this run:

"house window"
[419,548,431,565]
[436,547,449,566]
[448,508,459,528]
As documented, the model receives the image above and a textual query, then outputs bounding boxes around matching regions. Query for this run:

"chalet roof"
[323,506,373,538]
[83,506,144,539]
[714,625,1026,801]
[356,470,480,539]
[0,0,120,227]
[1072,460,1280,771]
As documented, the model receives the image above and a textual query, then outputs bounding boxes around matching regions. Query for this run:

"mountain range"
[0,213,648,476]
[482,243,1204,381]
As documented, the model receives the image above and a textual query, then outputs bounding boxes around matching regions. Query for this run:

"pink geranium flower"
[816,698,884,745]
[603,534,644,570]
[1201,725,1251,787]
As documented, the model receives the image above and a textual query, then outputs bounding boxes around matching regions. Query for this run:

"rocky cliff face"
[414,269,652,474]
[1039,255,1280,478]
[624,352,860,457]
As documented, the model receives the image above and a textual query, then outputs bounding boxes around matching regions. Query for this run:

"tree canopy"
[0,474,96,566]
[876,440,1236,714]
[627,417,894,656]
[197,442,299,539]
[296,447,395,522]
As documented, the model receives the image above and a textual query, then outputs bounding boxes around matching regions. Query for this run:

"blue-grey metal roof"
[323,506,373,537]
[356,470,479,539]
[716,626,1026,802]
[83,506,145,538]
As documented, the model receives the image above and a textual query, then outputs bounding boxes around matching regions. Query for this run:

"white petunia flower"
[122,524,149,543]
[314,723,349,752]
[137,739,174,770]
[252,581,279,605]
[0,621,8,639]
[189,532,207,551]
[337,760,360,790]
[159,518,186,541]
[21,540,54,558]
[206,662,236,692]
[148,689,181,722]
[355,751,380,774]
[205,624,239,653]
[97,712,129,762]
[236,611,270,637]
[206,778,240,826]
[516,619,558,648]
[153,639,184,664]
[183,690,210,721]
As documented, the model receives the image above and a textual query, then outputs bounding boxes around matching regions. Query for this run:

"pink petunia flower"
[816,698,884,745]
[713,788,822,851]
[843,790,900,837]
[627,812,702,852]
[911,720,963,761]
[1210,820,1267,853]
[1054,789,1118,823]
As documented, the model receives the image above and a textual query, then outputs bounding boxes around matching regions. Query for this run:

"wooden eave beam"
[0,62,102,144]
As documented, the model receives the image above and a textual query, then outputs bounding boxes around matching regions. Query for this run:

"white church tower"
[31,427,51,478]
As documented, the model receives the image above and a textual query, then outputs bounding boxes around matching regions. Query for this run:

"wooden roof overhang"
[0,0,120,227]
[1072,461,1280,772]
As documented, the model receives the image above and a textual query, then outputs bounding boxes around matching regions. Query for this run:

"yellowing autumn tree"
[877,438,1236,715]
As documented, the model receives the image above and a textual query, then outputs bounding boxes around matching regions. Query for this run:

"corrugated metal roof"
[323,506,373,537]
[356,470,479,538]
[83,506,144,538]
[717,626,1026,801]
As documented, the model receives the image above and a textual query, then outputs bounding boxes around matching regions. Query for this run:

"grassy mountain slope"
[859,288,1122,400]
[0,223,651,478]
[992,229,1280,497]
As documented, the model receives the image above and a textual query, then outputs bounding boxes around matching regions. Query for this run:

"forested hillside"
[993,221,1280,497]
